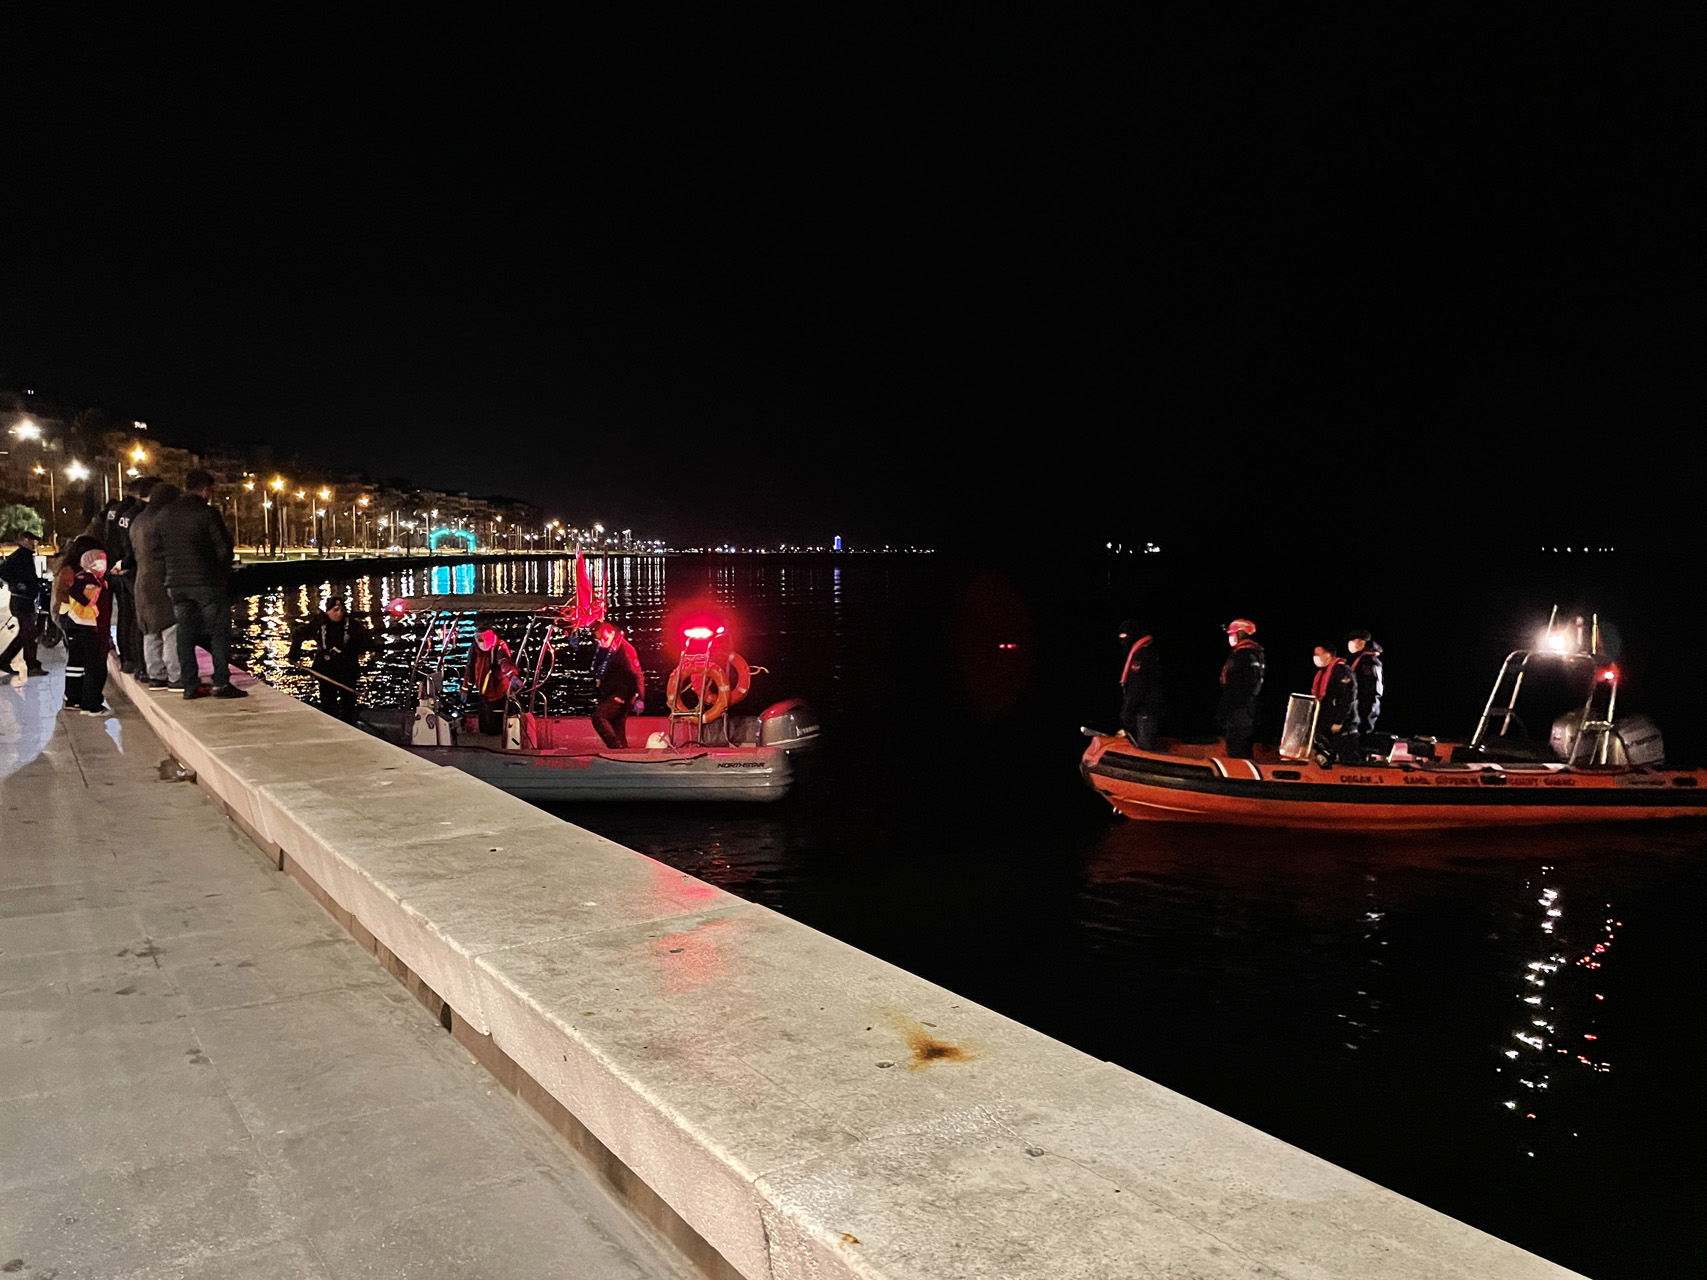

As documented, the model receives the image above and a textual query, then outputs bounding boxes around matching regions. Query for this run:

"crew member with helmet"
[590,619,645,749]
[1346,629,1384,737]
[1116,619,1164,750]
[287,596,377,723]
[463,628,519,735]
[1216,618,1265,759]
[1310,643,1360,763]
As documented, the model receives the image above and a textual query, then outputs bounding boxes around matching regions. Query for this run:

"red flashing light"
[684,626,714,640]
[997,642,1017,650]
[1603,668,1617,681]
[389,599,407,614]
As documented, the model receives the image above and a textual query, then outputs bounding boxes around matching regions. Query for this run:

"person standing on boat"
[1116,619,1164,750]
[288,596,376,723]
[591,619,645,749]
[1217,619,1265,759]
[464,628,518,735]
[1311,643,1360,762]
[1346,630,1384,736]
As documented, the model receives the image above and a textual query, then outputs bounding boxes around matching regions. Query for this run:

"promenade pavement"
[0,654,688,1280]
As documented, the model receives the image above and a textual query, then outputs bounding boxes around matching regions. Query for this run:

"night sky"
[2,9,1697,551]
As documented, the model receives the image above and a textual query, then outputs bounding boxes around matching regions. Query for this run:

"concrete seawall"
[112,662,1583,1280]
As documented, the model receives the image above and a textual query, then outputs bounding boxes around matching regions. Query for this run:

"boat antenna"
[1591,612,1602,657]
[1543,604,1558,648]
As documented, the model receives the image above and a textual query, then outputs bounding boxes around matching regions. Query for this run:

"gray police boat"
[361,594,819,803]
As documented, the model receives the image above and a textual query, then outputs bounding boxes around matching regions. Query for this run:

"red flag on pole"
[568,547,606,629]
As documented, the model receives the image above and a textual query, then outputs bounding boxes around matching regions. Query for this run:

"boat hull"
[1081,734,1707,831]
[411,741,797,802]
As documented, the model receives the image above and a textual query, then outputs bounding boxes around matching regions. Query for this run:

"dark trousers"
[113,577,144,672]
[65,627,109,710]
[592,695,630,748]
[0,598,38,670]
[1317,731,1361,764]
[313,667,361,722]
[1220,708,1256,759]
[1122,711,1160,751]
[170,585,232,689]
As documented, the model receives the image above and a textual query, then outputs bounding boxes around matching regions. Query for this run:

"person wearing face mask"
[590,619,645,749]
[1310,643,1360,763]
[1216,618,1265,759]
[1346,629,1384,737]
[463,628,518,735]
[61,548,114,715]
[1115,619,1164,750]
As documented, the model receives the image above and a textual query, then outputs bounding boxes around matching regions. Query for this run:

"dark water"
[231,551,1707,1279]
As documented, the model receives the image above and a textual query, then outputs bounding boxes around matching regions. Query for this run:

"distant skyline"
[2,10,1696,553]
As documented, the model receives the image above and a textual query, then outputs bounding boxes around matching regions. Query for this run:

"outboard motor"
[1614,714,1665,767]
[409,672,454,746]
[757,699,821,751]
[1550,708,1663,767]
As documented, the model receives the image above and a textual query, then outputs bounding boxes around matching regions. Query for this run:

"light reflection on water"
[226,555,1707,1279]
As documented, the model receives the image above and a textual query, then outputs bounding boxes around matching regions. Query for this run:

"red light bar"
[684,626,714,640]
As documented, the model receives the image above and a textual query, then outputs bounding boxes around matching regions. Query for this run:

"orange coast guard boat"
[1080,615,1707,831]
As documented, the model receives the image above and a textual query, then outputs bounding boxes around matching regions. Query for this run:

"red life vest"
[1311,657,1347,700]
[470,640,518,703]
[1120,635,1153,683]
[1220,638,1261,685]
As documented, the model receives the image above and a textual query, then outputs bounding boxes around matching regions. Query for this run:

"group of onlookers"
[0,468,245,713]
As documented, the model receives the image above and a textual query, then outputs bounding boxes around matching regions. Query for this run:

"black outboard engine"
[757,699,821,750]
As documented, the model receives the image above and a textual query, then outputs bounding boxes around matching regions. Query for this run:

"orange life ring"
[727,652,751,706]
[666,659,731,723]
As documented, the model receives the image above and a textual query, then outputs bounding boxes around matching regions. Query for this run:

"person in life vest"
[463,628,518,735]
[1116,619,1164,750]
[287,596,377,723]
[590,619,645,749]
[61,549,114,715]
[1346,629,1384,736]
[1310,643,1360,763]
[1216,618,1265,759]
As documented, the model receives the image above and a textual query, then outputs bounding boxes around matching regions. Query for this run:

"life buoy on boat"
[726,652,751,706]
[666,661,731,723]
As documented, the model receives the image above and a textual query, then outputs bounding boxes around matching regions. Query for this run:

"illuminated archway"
[429,527,473,552]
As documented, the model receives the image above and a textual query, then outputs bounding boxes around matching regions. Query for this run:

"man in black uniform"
[1216,618,1265,759]
[1311,643,1361,762]
[288,596,376,722]
[1346,629,1384,738]
[591,619,645,749]
[1115,619,1164,750]
[0,529,47,679]
[106,480,153,674]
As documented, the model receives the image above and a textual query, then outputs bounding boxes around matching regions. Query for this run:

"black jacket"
[1311,657,1359,736]
[1349,644,1383,733]
[156,495,235,592]
[1,546,44,604]
[1217,640,1265,722]
[107,496,145,572]
[289,613,376,672]
[1119,636,1165,726]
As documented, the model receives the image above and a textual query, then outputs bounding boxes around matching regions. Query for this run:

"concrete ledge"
[113,660,1582,1279]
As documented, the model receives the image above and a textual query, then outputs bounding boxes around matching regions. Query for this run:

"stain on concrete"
[839,1233,861,1247]
[2,1260,23,1273]
[880,1011,979,1071]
